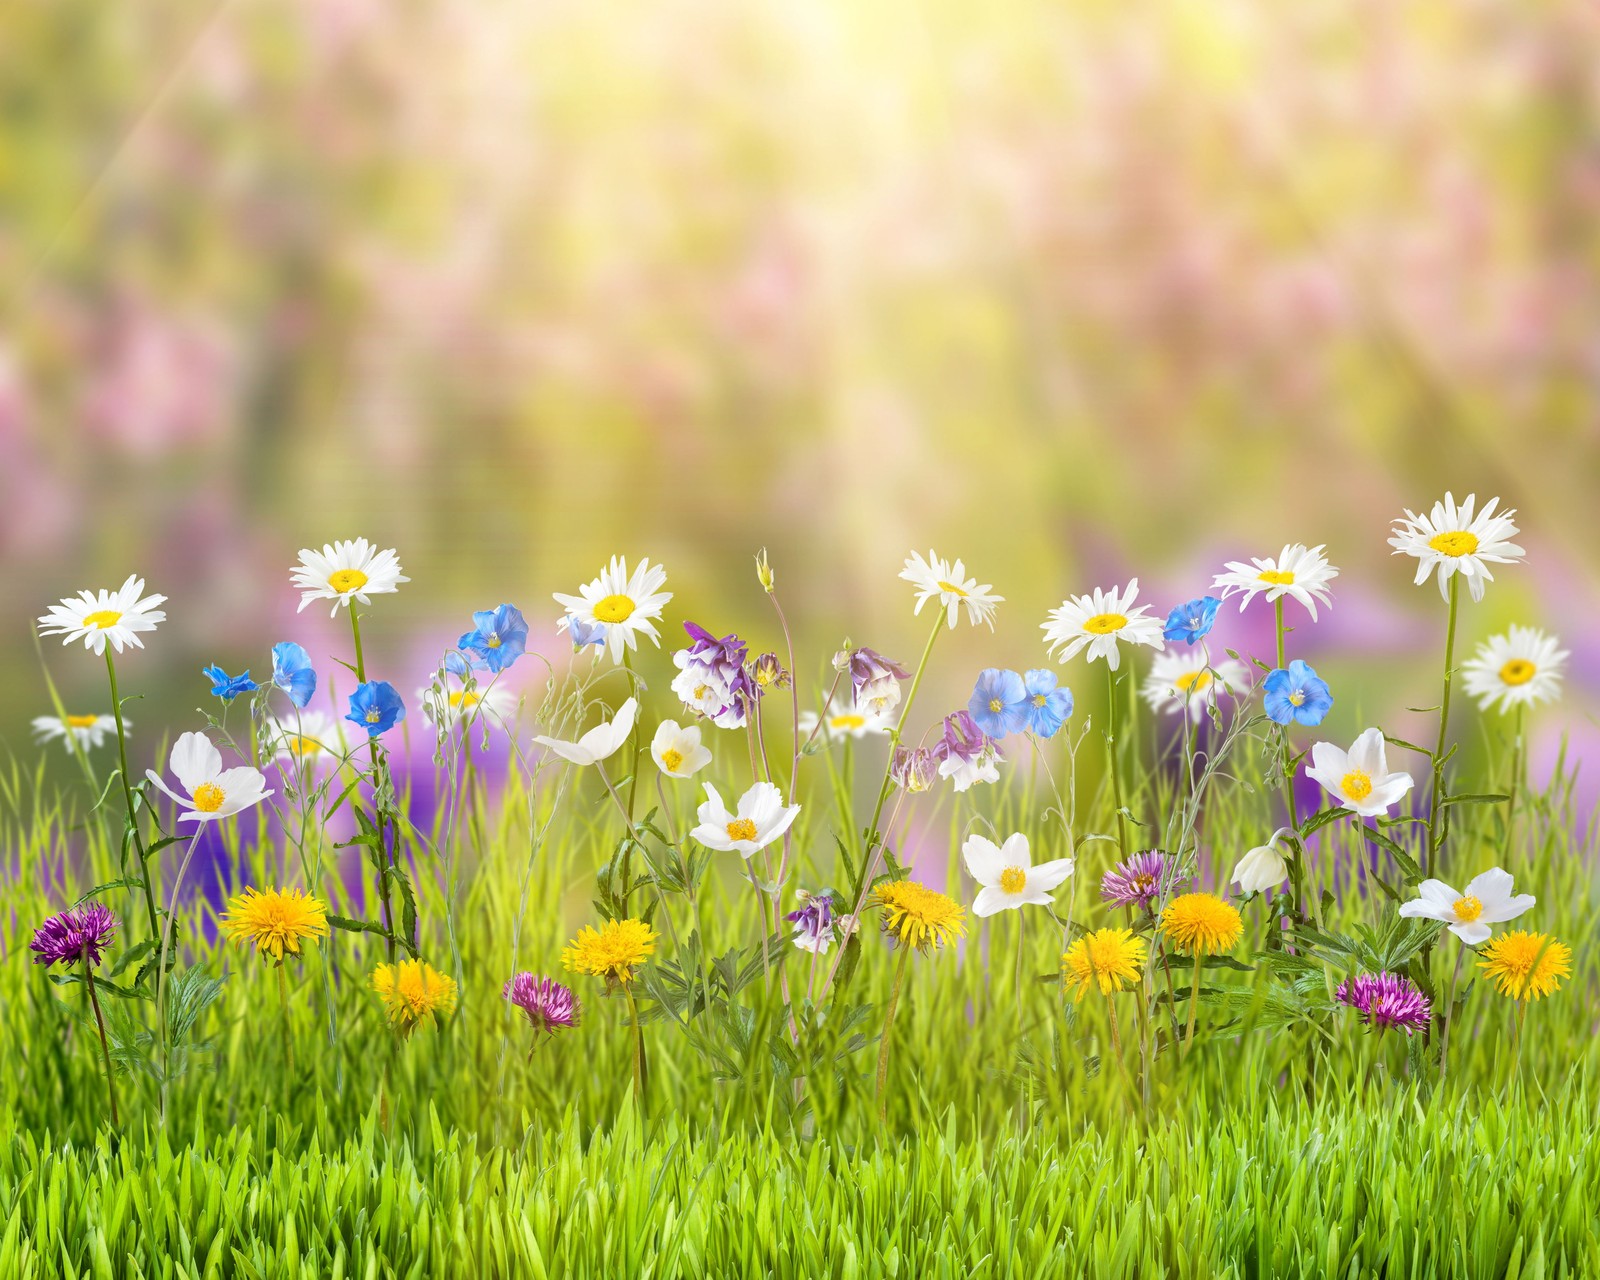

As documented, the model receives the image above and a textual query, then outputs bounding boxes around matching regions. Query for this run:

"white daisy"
[1041,578,1165,671]
[1305,727,1415,817]
[1397,867,1535,946]
[798,695,891,743]
[290,538,409,616]
[1460,625,1567,714]
[962,832,1074,916]
[145,731,273,824]
[690,782,801,859]
[531,698,637,767]
[1140,648,1249,722]
[651,720,713,779]
[419,682,518,732]
[32,713,120,753]
[1212,543,1339,621]
[1388,492,1523,603]
[899,550,1003,630]
[38,574,167,656]
[268,710,345,766]
[553,556,672,665]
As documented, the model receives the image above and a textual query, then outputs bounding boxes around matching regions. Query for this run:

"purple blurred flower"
[672,621,756,728]
[1335,972,1432,1036]
[849,647,911,718]
[932,710,1004,791]
[785,892,838,954]
[1101,851,1181,912]
[503,972,580,1035]
[750,652,791,692]
[30,903,117,969]
[890,745,937,793]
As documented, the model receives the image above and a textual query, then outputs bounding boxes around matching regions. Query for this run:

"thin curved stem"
[1426,575,1461,877]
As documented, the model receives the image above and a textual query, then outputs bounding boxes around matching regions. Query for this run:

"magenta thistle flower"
[30,903,117,969]
[1336,971,1432,1036]
[1101,851,1181,912]
[503,972,580,1036]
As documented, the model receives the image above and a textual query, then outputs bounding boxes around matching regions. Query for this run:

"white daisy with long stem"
[899,550,1003,630]
[962,832,1074,916]
[1041,579,1165,672]
[1140,649,1248,723]
[1388,492,1522,603]
[1461,626,1567,714]
[32,713,120,753]
[1305,727,1415,818]
[37,575,167,655]
[1212,544,1339,621]
[798,694,891,743]
[1397,867,1534,946]
[146,732,274,824]
[290,539,409,616]
[553,556,672,665]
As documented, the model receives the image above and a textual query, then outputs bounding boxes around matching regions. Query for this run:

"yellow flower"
[1477,930,1571,1001]
[561,918,658,986]
[1063,928,1147,1002]
[220,887,329,961]
[371,959,458,1035]
[1161,893,1243,955]
[875,879,966,951]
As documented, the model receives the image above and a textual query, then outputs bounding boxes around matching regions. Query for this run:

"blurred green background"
[3,0,1597,787]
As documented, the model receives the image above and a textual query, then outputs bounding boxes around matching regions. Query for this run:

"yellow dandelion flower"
[371,959,458,1035]
[561,918,658,986]
[1161,892,1243,955]
[1477,930,1571,1001]
[1063,928,1147,1001]
[220,887,329,961]
[875,879,966,951]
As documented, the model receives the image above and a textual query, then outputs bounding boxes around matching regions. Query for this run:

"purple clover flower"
[1101,851,1181,912]
[30,903,117,969]
[503,972,581,1035]
[1335,972,1432,1035]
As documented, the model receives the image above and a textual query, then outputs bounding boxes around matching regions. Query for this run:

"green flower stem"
[875,943,913,1125]
[1274,599,1301,832]
[1426,575,1461,877]
[104,649,161,942]
[278,964,294,1077]
[1183,951,1204,1052]
[624,982,645,1110]
[83,961,119,1129]
[1438,943,1465,1081]
[1105,663,1128,860]
[1504,704,1525,864]
[350,608,397,961]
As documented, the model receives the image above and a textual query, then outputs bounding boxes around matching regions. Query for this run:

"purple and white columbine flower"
[890,745,937,793]
[849,647,911,719]
[503,972,581,1036]
[671,621,757,729]
[1335,972,1432,1036]
[932,710,1003,792]
[785,891,839,954]
[1101,850,1181,912]
[30,903,117,969]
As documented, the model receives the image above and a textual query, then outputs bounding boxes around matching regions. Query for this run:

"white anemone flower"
[899,550,1003,630]
[651,720,713,779]
[798,695,891,743]
[1212,543,1339,621]
[32,713,120,753]
[962,832,1074,916]
[145,732,273,823]
[1305,727,1414,817]
[1041,578,1165,671]
[1140,649,1249,722]
[1388,492,1523,602]
[1398,868,1535,946]
[1460,626,1567,714]
[532,698,638,766]
[690,781,801,858]
[291,539,409,616]
[553,556,672,664]
[38,574,167,655]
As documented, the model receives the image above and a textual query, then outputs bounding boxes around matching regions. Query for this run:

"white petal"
[962,834,1006,885]
[170,732,221,792]
[972,885,1015,917]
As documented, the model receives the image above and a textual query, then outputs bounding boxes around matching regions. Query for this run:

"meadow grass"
[3,647,1597,1275]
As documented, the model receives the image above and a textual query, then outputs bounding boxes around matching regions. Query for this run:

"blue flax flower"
[1263,660,1333,726]
[1022,668,1074,738]
[347,681,406,736]
[271,642,317,708]
[203,665,258,703]
[563,615,608,651]
[968,668,1028,738]
[459,604,528,674]
[1163,596,1221,646]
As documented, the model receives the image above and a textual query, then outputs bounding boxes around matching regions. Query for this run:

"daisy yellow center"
[726,818,759,842]
[66,714,100,729]
[1175,671,1212,693]
[593,594,635,623]
[661,748,684,772]
[1452,895,1484,923]
[1341,770,1373,801]
[1257,569,1295,585]
[289,735,320,758]
[936,580,969,597]
[328,568,369,593]
[82,610,122,629]
[192,782,226,813]
[1499,658,1536,686]
[1428,530,1479,558]
[831,714,866,730]
[999,866,1027,894]
[1084,613,1127,635]
[447,691,481,708]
